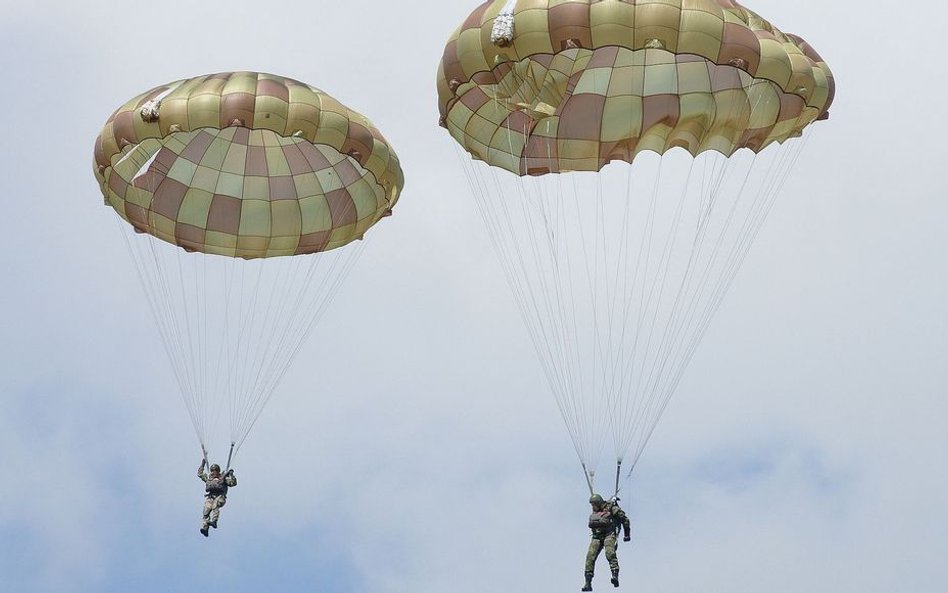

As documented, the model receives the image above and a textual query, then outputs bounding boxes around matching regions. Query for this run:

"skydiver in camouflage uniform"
[198,460,237,537]
[582,493,631,591]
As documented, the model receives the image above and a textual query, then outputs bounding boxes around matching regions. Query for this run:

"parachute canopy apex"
[94,72,404,258]
[437,0,834,175]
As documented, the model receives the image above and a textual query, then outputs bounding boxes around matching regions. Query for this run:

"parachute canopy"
[93,72,404,458]
[438,0,834,175]
[438,1,833,492]
[95,71,404,258]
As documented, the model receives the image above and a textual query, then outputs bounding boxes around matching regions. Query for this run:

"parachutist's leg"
[209,496,226,528]
[201,498,213,527]
[604,535,618,572]
[200,499,212,536]
[585,537,603,576]
[604,536,619,587]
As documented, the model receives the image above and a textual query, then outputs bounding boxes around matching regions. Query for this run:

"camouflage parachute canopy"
[437,0,835,175]
[95,72,404,258]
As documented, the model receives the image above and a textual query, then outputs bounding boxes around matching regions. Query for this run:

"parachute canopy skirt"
[95,72,404,258]
[437,0,834,175]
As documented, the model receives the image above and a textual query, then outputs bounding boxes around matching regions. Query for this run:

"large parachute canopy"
[94,72,404,460]
[438,0,833,173]
[438,0,833,493]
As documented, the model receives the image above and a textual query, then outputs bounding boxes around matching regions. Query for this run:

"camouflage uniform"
[583,496,631,590]
[198,464,237,535]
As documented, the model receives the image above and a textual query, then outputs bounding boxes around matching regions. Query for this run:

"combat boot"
[200,526,209,537]
[610,569,619,587]
[581,572,594,591]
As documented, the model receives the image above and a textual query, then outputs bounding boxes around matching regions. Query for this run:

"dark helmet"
[210,463,221,472]
[589,494,604,505]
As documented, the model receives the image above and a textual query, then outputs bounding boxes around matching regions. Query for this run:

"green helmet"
[589,494,604,504]
[210,464,221,472]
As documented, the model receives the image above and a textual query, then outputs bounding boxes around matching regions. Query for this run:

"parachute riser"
[225,442,235,472]
[582,463,595,497]
[613,460,622,499]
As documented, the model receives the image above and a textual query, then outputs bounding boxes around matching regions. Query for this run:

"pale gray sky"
[1,1,946,592]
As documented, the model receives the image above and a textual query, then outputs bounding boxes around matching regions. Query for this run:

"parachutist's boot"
[200,525,209,537]
[581,572,594,591]
[209,519,218,529]
[610,569,619,588]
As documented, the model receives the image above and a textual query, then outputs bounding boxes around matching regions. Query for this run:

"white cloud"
[2,1,946,592]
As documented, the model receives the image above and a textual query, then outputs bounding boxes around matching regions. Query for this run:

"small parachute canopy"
[95,71,404,259]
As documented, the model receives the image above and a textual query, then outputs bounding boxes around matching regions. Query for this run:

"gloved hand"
[225,469,234,476]
[200,459,206,469]
[623,535,631,542]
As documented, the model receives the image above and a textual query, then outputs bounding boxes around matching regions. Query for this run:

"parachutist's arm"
[224,470,237,487]
[197,465,208,482]
[614,505,631,540]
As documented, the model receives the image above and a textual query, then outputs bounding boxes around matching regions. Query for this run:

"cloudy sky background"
[1,1,945,592]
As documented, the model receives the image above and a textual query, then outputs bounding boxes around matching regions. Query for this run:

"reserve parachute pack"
[588,499,622,531]
[205,477,228,497]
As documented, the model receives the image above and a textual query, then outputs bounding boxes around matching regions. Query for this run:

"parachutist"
[198,460,237,537]
[582,494,631,591]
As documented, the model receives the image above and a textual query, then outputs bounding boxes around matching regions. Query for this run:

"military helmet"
[589,494,604,504]
[210,463,221,472]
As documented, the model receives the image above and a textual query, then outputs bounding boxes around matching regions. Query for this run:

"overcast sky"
[1,1,946,592]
